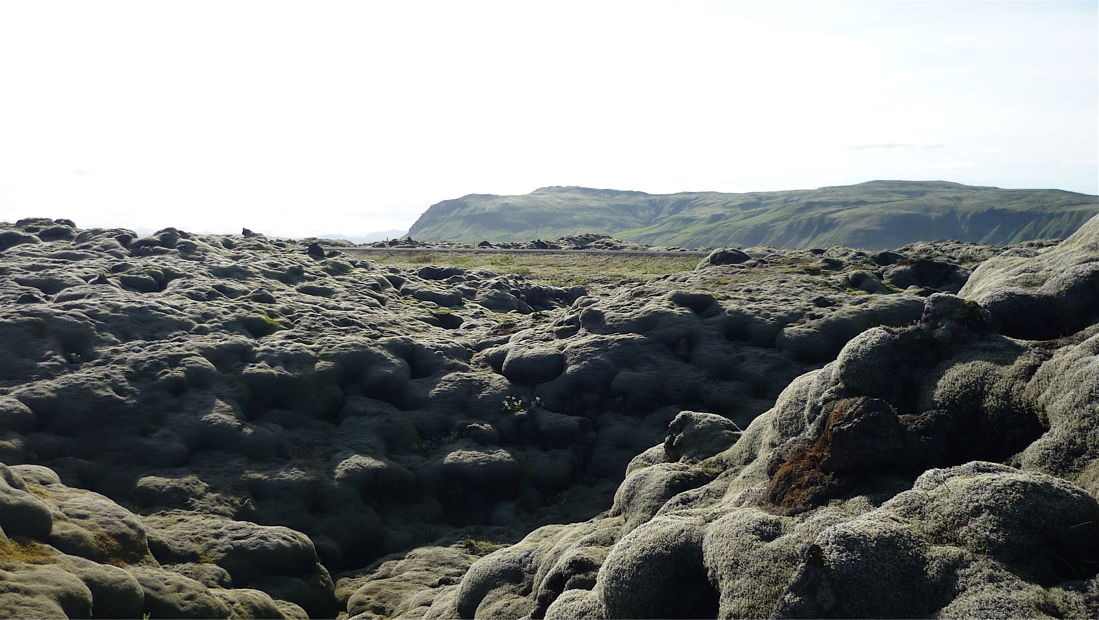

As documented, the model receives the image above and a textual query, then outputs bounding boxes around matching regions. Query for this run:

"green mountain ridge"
[406,180,1099,249]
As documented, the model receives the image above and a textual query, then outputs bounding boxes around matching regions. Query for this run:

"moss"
[763,399,868,514]
[550,276,591,287]
[24,483,56,501]
[502,395,542,414]
[289,446,324,469]
[959,299,986,326]
[411,431,460,454]
[93,531,146,566]
[360,250,696,292]
[239,311,288,338]
[0,537,55,565]
[458,536,506,556]
[408,253,441,265]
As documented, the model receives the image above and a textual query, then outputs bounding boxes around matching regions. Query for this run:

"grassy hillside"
[406,181,1099,249]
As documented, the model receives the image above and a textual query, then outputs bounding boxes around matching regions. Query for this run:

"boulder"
[143,511,338,616]
[428,447,523,513]
[775,295,925,363]
[476,288,521,312]
[961,213,1099,338]
[0,397,36,433]
[344,545,477,619]
[212,587,290,619]
[44,483,152,565]
[13,272,88,296]
[697,248,751,268]
[1018,328,1099,495]
[501,344,565,385]
[775,463,1099,618]
[610,463,711,532]
[130,475,214,513]
[60,555,146,619]
[144,511,318,580]
[702,509,801,619]
[544,589,605,619]
[0,230,41,252]
[126,565,231,619]
[597,516,717,619]
[845,269,892,294]
[663,410,742,462]
[0,463,53,540]
[0,564,94,619]
[454,543,539,619]
[884,258,968,293]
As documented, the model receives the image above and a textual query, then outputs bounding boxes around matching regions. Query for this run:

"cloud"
[909,161,975,171]
[70,167,90,176]
[1062,157,1099,168]
[848,143,947,150]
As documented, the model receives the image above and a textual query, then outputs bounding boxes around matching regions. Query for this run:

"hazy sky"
[1,1,1095,238]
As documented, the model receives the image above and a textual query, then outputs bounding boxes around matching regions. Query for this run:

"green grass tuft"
[367,251,699,290]
[458,536,506,555]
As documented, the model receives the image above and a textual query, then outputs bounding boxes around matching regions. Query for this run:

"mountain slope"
[406,180,1099,249]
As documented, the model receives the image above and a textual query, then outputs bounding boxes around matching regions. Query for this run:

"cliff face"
[406,180,1099,250]
[0,214,1097,618]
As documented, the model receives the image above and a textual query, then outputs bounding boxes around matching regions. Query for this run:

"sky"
[0,1,1095,239]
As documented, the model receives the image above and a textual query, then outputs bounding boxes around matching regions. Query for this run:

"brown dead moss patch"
[0,537,56,565]
[764,399,864,514]
[1031,330,1091,352]
[25,483,56,501]
[91,532,146,567]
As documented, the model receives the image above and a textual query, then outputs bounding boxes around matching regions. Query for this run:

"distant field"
[340,248,703,288]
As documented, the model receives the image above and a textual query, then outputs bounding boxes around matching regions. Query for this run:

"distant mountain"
[315,229,408,244]
[406,181,1099,249]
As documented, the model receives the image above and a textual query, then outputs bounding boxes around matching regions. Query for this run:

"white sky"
[0,1,1095,238]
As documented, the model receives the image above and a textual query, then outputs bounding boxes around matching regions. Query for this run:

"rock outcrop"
[1,213,1097,618]
[410,216,1099,620]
